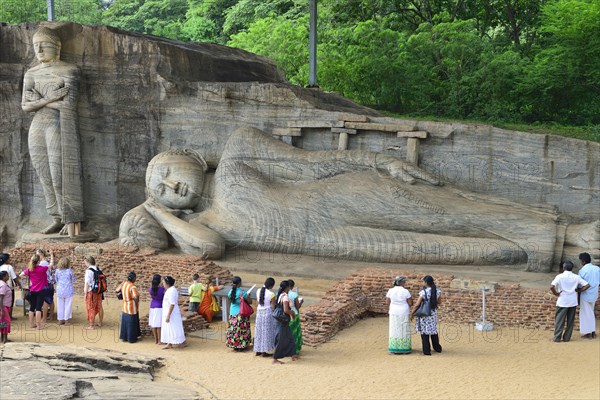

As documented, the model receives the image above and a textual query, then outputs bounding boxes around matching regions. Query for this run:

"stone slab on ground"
[0,343,198,399]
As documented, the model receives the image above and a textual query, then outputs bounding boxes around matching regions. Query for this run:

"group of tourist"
[551,252,599,342]
[386,275,443,356]
[0,248,79,340]
[385,253,599,356]
[1,248,597,357]
[118,272,188,349]
[0,249,191,349]
[188,274,223,323]
[223,276,303,364]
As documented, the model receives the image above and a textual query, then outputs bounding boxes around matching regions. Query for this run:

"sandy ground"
[4,273,599,400]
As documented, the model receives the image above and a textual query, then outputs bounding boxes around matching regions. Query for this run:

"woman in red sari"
[198,276,223,322]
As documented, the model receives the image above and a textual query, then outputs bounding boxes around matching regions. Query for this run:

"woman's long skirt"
[0,305,11,334]
[226,314,251,349]
[389,314,411,353]
[120,312,141,343]
[148,307,162,328]
[273,320,296,360]
[253,308,277,353]
[289,314,303,354]
[161,309,186,345]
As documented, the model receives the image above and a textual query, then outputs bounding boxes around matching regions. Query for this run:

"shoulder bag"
[272,295,291,324]
[239,291,254,317]
[414,291,432,317]
[210,288,221,313]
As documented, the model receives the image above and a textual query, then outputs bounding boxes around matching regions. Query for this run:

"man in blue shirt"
[578,252,599,339]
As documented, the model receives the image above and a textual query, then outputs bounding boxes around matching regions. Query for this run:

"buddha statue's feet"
[40,220,64,234]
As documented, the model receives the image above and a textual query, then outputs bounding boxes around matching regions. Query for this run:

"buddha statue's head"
[32,27,61,63]
[146,149,208,210]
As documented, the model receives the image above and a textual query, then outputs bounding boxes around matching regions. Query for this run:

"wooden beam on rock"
[331,127,358,135]
[407,137,420,164]
[272,127,302,137]
[397,130,428,139]
[287,120,343,128]
[338,132,349,150]
[337,113,369,122]
[344,121,416,132]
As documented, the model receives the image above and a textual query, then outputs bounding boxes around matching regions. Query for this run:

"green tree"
[103,0,187,39]
[321,0,478,31]
[473,50,529,120]
[223,0,304,37]
[401,19,488,117]
[56,0,103,25]
[518,0,600,124]
[0,0,103,25]
[228,15,310,84]
[183,0,237,43]
[319,20,405,109]
[476,0,545,50]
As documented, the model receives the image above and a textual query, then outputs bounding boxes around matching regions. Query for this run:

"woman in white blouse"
[386,276,413,354]
[253,277,277,357]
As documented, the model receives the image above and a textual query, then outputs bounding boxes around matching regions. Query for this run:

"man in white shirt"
[551,261,589,342]
[578,252,599,339]
[0,253,23,319]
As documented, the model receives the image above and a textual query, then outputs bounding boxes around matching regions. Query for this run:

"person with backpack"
[84,256,105,330]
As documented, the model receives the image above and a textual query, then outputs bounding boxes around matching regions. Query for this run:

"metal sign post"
[308,0,318,87]
[475,287,493,331]
[47,0,55,21]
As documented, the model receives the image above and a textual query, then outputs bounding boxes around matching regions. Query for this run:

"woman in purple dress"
[148,274,165,344]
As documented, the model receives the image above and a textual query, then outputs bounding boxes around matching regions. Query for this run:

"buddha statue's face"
[147,153,205,210]
[33,40,60,63]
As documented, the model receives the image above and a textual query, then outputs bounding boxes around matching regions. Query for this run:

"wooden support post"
[338,132,349,150]
[407,137,420,165]
[67,223,75,238]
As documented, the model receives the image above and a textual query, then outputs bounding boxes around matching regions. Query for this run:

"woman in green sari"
[287,280,303,354]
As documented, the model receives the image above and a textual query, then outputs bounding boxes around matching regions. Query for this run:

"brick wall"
[301,268,600,346]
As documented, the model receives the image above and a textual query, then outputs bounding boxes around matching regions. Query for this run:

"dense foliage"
[2,0,599,128]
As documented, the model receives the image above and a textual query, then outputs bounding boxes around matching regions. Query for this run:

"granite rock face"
[0,22,598,268]
[0,22,377,244]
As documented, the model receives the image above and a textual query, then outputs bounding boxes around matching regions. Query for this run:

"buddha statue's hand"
[24,89,42,101]
[47,85,69,102]
[387,160,441,186]
[144,197,181,219]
